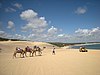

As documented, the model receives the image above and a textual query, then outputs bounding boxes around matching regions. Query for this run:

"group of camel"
[13,46,46,58]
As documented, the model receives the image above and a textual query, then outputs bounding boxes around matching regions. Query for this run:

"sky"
[0,0,100,43]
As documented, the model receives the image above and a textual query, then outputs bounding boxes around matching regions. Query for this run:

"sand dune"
[0,41,100,75]
[0,41,58,53]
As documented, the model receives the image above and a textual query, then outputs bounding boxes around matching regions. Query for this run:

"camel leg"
[35,51,36,56]
[32,51,34,57]
[25,52,27,57]
[30,52,31,57]
[41,51,42,55]
[22,52,24,58]
[40,51,42,55]
[39,51,41,56]
[13,53,15,58]
[32,52,33,57]
[20,53,21,57]
[13,52,17,58]
[34,51,36,56]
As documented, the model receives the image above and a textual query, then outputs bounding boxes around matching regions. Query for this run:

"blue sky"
[0,0,100,43]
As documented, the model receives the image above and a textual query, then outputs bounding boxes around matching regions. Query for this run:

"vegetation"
[48,42,100,47]
[48,42,75,47]
[0,37,27,41]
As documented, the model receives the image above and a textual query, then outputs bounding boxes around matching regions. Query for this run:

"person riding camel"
[26,46,30,50]
[16,47,20,51]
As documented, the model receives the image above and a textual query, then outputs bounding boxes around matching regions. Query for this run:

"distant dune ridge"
[0,41,100,75]
[0,41,59,53]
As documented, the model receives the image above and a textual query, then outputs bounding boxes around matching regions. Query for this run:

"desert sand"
[0,41,100,75]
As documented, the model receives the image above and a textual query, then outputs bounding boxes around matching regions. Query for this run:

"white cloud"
[58,34,70,38]
[0,31,11,38]
[48,26,58,35]
[19,9,60,41]
[13,3,22,9]
[0,31,5,37]
[75,27,100,36]
[7,21,14,29]
[7,21,15,31]
[2,9,100,42]
[0,32,26,40]
[5,3,22,13]
[20,9,48,33]
[75,7,87,15]
[74,27,100,42]
[0,27,100,43]
[21,17,47,33]
[58,34,64,37]
[5,7,16,12]
[75,28,90,36]
[20,9,37,20]
[12,34,26,40]
[57,34,71,42]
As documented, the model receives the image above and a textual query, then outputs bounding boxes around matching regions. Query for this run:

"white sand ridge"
[0,41,59,53]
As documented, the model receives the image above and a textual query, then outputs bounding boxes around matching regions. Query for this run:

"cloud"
[74,27,100,42]
[20,9,37,20]
[0,31,11,38]
[0,31,6,37]
[5,3,22,13]
[7,21,15,31]
[0,30,25,40]
[12,34,26,40]
[1,9,100,42]
[58,34,70,38]
[75,6,87,15]
[13,3,22,9]
[20,10,62,42]
[75,27,100,36]
[20,9,47,33]
[52,27,100,43]
[48,26,58,35]
[1,27,100,43]
[56,34,71,42]
[75,28,90,36]
[5,7,16,12]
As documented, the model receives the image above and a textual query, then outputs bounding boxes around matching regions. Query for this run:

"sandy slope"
[0,41,100,75]
[0,41,58,53]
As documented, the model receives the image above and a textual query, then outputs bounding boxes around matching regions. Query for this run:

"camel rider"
[26,46,30,50]
[34,45,37,49]
[16,47,20,51]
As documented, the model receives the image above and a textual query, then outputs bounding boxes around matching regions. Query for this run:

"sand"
[0,41,100,75]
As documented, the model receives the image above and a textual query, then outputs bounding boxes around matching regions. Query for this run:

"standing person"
[52,48,55,55]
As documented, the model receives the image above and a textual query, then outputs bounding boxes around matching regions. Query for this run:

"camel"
[24,46,33,57]
[13,48,25,58]
[32,45,37,56]
[36,47,46,56]
[13,46,46,58]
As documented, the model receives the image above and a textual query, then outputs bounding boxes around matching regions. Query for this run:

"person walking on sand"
[52,48,56,55]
